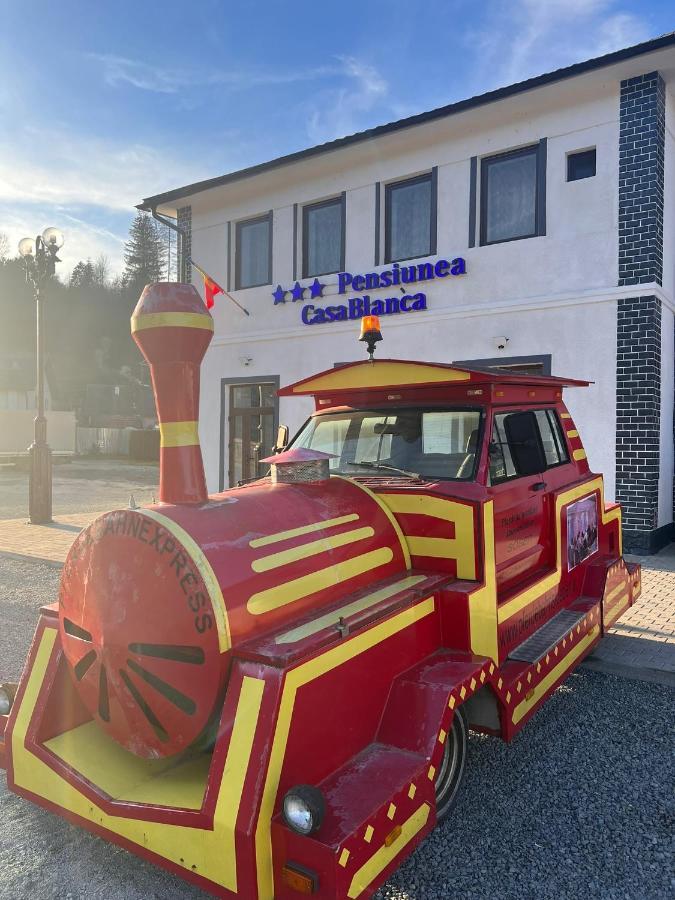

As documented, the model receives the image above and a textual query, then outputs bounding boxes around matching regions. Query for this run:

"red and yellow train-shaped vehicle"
[0,284,640,899]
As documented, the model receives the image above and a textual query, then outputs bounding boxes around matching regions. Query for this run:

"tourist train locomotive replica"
[0,283,640,899]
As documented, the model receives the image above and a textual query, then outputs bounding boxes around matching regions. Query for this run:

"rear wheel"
[434,707,468,821]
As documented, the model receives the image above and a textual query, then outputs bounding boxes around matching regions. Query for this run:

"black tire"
[434,706,468,821]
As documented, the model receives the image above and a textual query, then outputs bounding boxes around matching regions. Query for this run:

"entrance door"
[488,410,552,596]
[228,382,276,486]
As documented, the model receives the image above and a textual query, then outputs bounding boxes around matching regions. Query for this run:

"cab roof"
[279,359,590,399]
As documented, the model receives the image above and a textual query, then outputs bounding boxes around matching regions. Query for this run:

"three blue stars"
[271,278,326,303]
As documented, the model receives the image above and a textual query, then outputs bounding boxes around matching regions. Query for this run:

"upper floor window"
[303,196,345,278]
[480,144,545,245]
[236,212,272,289]
[567,148,596,182]
[385,172,436,263]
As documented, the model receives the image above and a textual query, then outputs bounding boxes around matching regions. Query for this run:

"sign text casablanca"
[271,256,467,326]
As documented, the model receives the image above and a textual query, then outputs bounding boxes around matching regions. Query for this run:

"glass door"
[228,382,276,486]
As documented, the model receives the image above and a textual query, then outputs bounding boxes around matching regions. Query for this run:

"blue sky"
[0,0,672,277]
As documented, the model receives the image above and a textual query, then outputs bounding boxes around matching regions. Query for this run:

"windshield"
[292,408,482,480]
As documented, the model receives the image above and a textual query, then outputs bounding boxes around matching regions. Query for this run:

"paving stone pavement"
[0,510,672,685]
[583,545,675,685]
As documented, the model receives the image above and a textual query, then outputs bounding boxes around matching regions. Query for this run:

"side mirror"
[274,424,289,453]
[503,411,546,477]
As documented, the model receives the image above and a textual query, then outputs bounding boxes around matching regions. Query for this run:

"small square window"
[567,149,596,182]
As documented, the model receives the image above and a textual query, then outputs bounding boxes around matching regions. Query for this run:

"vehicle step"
[508,609,588,664]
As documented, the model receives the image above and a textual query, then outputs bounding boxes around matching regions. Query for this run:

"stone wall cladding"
[177,205,192,283]
[618,72,665,287]
[615,295,662,553]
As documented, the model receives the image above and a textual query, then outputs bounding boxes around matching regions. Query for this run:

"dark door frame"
[219,375,280,491]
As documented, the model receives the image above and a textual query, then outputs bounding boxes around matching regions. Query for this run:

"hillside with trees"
[0,212,173,415]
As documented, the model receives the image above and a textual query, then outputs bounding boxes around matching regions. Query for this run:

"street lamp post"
[18,227,65,525]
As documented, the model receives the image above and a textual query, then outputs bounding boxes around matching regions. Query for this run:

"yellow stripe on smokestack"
[160,420,200,448]
[131,312,214,333]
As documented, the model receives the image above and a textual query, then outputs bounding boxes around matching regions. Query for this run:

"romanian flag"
[188,257,250,316]
[201,272,224,309]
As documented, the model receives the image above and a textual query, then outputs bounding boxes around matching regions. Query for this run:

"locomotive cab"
[1,285,641,900]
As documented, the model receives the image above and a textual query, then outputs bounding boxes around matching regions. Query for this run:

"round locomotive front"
[59,508,228,759]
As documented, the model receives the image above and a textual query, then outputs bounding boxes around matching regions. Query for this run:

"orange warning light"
[359,315,383,359]
[359,315,381,339]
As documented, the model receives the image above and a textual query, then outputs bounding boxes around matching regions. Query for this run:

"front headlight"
[0,688,11,716]
[282,785,326,836]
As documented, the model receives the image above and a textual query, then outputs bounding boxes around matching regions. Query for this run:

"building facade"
[141,34,675,553]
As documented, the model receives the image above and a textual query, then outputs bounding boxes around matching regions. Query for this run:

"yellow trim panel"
[131,312,214,333]
[247,547,394,615]
[255,597,436,897]
[291,362,470,393]
[276,575,428,644]
[379,493,476,580]
[159,420,200,448]
[252,527,374,573]
[13,639,263,895]
[249,514,359,549]
[347,804,430,898]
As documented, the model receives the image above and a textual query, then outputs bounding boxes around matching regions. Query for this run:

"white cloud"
[305,56,389,144]
[89,54,343,94]
[0,125,199,212]
[0,204,127,278]
[469,0,650,91]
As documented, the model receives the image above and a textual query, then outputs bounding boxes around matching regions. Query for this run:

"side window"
[488,414,518,483]
[534,409,569,467]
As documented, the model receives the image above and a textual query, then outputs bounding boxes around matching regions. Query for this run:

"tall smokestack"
[131,283,213,504]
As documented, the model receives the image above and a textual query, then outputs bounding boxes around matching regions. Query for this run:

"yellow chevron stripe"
[131,312,213,333]
[249,514,359,548]
[251,527,374,573]
[347,804,431,898]
[566,429,579,438]
[604,592,629,628]
[573,449,587,461]
[275,575,428,643]
[605,581,627,604]
[512,626,599,724]
[247,547,394,615]
[159,420,199,448]
[560,413,572,419]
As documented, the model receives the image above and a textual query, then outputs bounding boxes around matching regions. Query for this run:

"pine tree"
[123,212,167,289]
[70,259,95,287]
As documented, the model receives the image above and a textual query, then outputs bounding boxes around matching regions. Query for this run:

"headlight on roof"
[282,785,326,836]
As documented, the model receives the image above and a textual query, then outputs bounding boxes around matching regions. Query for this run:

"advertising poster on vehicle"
[567,495,598,571]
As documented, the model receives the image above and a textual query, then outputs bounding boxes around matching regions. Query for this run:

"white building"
[140,33,675,553]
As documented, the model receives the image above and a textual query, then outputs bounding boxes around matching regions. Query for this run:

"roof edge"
[139,31,675,211]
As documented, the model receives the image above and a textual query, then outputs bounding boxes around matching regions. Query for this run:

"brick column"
[177,205,192,283]
[615,72,669,554]
[615,296,662,552]
[618,72,664,286]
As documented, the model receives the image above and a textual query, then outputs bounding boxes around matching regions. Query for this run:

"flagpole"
[147,207,250,316]
[188,257,250,316]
